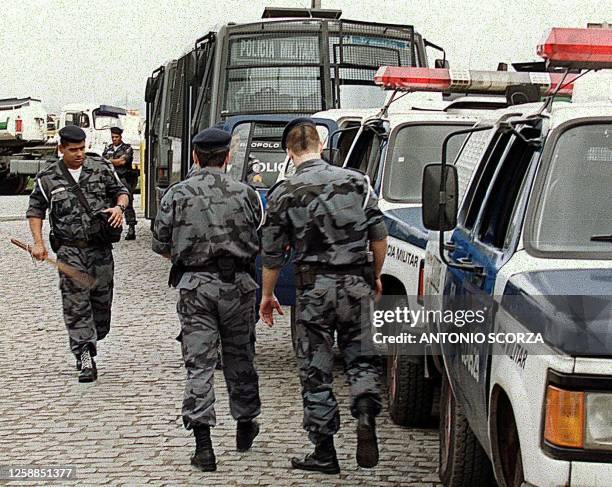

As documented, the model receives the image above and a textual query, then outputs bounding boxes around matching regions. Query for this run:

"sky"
[1,0,609,113]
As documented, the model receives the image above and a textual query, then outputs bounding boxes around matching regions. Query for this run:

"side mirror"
[435,58,450,69]
[145,77,155,103]
[422,163,458,231]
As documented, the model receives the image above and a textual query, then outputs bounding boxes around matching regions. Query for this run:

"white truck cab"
[419,26,612,487]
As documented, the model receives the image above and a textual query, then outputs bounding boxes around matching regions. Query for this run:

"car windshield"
[531,123,612,257]
[383,124,469,202]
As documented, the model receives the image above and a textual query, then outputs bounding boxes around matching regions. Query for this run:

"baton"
[10,238,97,288]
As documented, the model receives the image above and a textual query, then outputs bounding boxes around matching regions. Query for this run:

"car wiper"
[590,234,612,242]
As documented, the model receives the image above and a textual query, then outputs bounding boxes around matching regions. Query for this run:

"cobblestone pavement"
[0,196,441,486]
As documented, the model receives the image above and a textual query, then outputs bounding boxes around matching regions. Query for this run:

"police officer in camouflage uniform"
[152,127,263,472]
[27,125,129,383]
[260,118,388,474]
[102,127,137,240]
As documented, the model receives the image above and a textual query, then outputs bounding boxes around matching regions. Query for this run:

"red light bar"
[374,67,575,96]
[537,27,612,69]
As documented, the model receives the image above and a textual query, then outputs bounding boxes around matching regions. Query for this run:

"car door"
[442,125,541,447]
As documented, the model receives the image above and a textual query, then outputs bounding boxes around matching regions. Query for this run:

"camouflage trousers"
[176,272,261,429]
[57,245,114,357]
[118,173,137,227]
[295,274,382,444]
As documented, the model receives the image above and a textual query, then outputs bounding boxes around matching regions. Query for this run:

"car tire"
[439,372,495,487]
[387,345,435,427]
[0,174,28,195]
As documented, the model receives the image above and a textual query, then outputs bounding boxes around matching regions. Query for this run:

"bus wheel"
[387,345,434,427]
[439,372,495,486]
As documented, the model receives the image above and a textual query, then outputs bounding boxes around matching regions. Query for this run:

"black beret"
[110,127,123,135]
[59,125,86,143]
[192,127,231,151]
[281,117,317,150]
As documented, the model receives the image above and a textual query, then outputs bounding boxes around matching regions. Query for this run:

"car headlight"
[585,392,612,450]
[544,386,612,452]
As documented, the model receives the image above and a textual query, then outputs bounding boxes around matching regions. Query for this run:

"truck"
[8,103,143,188]
[0,97,51,194]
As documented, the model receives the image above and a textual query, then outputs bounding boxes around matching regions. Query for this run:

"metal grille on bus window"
[334,67,378,82]
[223,67,323,115]
[228,35,320,66]
[334,44,402,68]
[168,58,186,138]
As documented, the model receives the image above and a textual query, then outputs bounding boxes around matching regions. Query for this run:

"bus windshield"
[219,20,416,119]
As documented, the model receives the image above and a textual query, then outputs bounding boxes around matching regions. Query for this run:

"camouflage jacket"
[26,156,129,241]
[152,166,264,266]
[262,158,387,269]
[102,142,134,175]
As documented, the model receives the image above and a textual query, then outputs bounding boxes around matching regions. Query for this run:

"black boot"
[291,436,340,474]
[191,425,216,472]
[236,420,259,452]
[78,346,97,383]
[125,225,136,241]
[355,397,379,468]
[76,357,81,371]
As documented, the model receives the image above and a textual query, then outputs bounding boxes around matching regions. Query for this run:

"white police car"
[346,65,572,428]
[420,26,612,487]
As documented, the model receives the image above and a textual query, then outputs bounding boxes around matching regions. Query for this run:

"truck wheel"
[496,395,525,487]
[387,345,435,426]
[0,174,28,195]
[439,373,495,487]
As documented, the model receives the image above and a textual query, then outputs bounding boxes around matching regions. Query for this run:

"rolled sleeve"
[152,190,174,255]
[26,178,48,220]
[364,183,388,241]
[261,188,290,269]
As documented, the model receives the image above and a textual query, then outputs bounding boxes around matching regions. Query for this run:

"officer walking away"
[26,126,129,382]
[103,127,137,240]
[260,118,388,474]
[152,127,263,472]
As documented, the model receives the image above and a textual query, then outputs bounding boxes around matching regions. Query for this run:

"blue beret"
[192,127,231,151]
[281,117,317,150]
[110,127,123,135]
[59,125,86,143]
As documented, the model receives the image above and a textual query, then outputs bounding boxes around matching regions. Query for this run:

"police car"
[420,26,612,487]
[341,65,573,427]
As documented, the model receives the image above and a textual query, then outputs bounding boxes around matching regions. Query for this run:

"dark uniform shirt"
[152,166,264,267]
[262,158,387,268]
[26,156,129,241]
[102,142,134,175]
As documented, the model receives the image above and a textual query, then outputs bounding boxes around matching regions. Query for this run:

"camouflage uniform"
[102,142,137,226]
[152,166,263,429]
[26,156,128,357]
[262,158,387,443]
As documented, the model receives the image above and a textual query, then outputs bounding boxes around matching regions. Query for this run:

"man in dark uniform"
[27,125,129,382]
[260,118,388,473]
[152,127,263,472]
[103,127,137,240]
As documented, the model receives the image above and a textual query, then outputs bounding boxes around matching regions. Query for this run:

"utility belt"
[295,261,375,289]
[49,234,110,252]
[168,257,255,287]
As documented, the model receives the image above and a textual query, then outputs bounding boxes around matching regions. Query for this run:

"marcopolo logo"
[250,141,281,150]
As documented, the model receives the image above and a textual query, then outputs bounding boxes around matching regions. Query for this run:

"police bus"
[143,6,446,220]
[420,26,612,486]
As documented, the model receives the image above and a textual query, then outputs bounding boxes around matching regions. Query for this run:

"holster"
[49,232,60,253]
[168,264,184,288]
[295,265,316,289]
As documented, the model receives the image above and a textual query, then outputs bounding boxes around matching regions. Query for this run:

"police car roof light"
[374,67,574,96]
[537,27,612,69]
